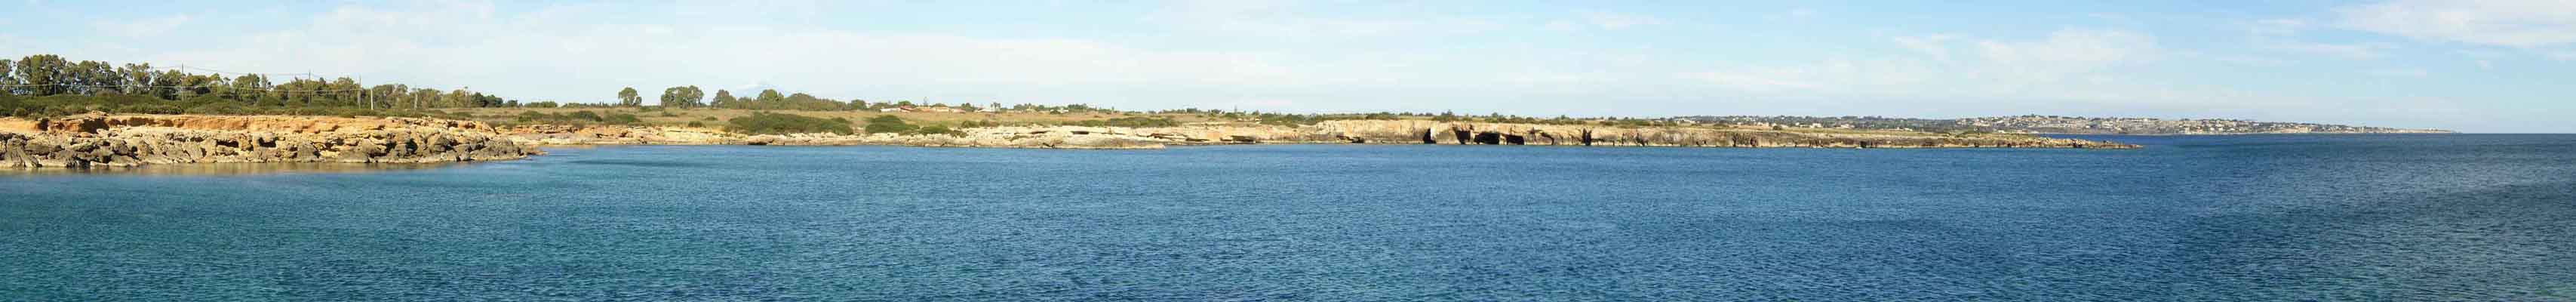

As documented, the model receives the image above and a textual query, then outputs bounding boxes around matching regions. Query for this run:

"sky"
[2,1,2571,132]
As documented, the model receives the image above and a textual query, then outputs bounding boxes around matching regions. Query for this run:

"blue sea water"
[3,134,2572,300]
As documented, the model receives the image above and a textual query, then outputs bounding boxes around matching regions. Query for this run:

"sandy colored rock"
[502,119,2137,149]
[0,114,542,169]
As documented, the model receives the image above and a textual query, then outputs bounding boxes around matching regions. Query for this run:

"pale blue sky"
[3,1,2570,132]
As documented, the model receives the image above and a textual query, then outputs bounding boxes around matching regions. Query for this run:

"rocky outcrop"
[2,114,540,168]
[504,125,1172,149]
[503,120,2137,149]
[1302,120,2135,148]
[503,125,737,146]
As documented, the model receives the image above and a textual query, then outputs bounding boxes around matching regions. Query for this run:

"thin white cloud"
[95,14,192,39]
[1680,29,2168,106]
[2335,0,2576,48]
[1892,35,1955,60]
[2365,68,2430,78]
[1975,29,2158,78]
[1676,69,1825,92]
[1576,11,1664,29]
[135,2,1310,104]
[2258,39,2396,59]
[1146,2,1498,39]
[1775,8,1818,20]
[2249,18,2310,35]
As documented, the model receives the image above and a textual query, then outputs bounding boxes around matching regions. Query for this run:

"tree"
[231,74,269,103]
[410,88,439,109]
[150,69,186,99]
[659,85,705,107]
[862,116,918,134]
[72,60,112,95]
[755,89,786,109]
[0,59,13,94]
[328,77,361,106]
[119,63,154,96]
[14,54,69,95]
[616,87,642,106]
[710,90,738,108]
[445,89,473,108]
[782,92,839,110]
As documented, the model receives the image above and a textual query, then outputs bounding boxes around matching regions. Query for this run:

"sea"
[4,134,2571,300]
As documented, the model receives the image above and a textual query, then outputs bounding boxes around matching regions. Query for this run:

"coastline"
[4,114,2140,169]
[2,114,540,169]
[506,119,2143,149]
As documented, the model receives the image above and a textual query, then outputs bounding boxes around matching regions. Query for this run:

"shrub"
[565,110,604,122]
[515,111,558,122]
[862,116,918,134]
[1072,116,1179,128]
[727,112,853,134]
[604,113,642,125]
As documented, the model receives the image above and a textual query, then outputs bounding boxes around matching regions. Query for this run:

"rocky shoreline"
[3,114,2137,169]
[2,115,539,168]
[506,119,2139,149]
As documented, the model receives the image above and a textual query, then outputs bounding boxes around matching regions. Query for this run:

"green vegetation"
[657,86,705,107]
[0,94,482,119]
[862,116,916,134]
[705,89,856,111]
[0,53,1729,133]
[511,109,641,125]
[2,54,518,117]
[860,116,961,136]
[726,112,853,134]
[616,88,642,106]
[1070,116,1180,128]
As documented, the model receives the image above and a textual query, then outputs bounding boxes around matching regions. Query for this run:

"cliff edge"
[2,114,541,168]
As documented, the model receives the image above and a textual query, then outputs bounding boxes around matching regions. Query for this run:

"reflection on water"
[3,162,465,176]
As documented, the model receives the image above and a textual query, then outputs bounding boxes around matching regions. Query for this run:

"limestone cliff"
[2,114,540,168]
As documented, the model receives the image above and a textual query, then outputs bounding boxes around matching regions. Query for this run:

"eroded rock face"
[1,114,540,168]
